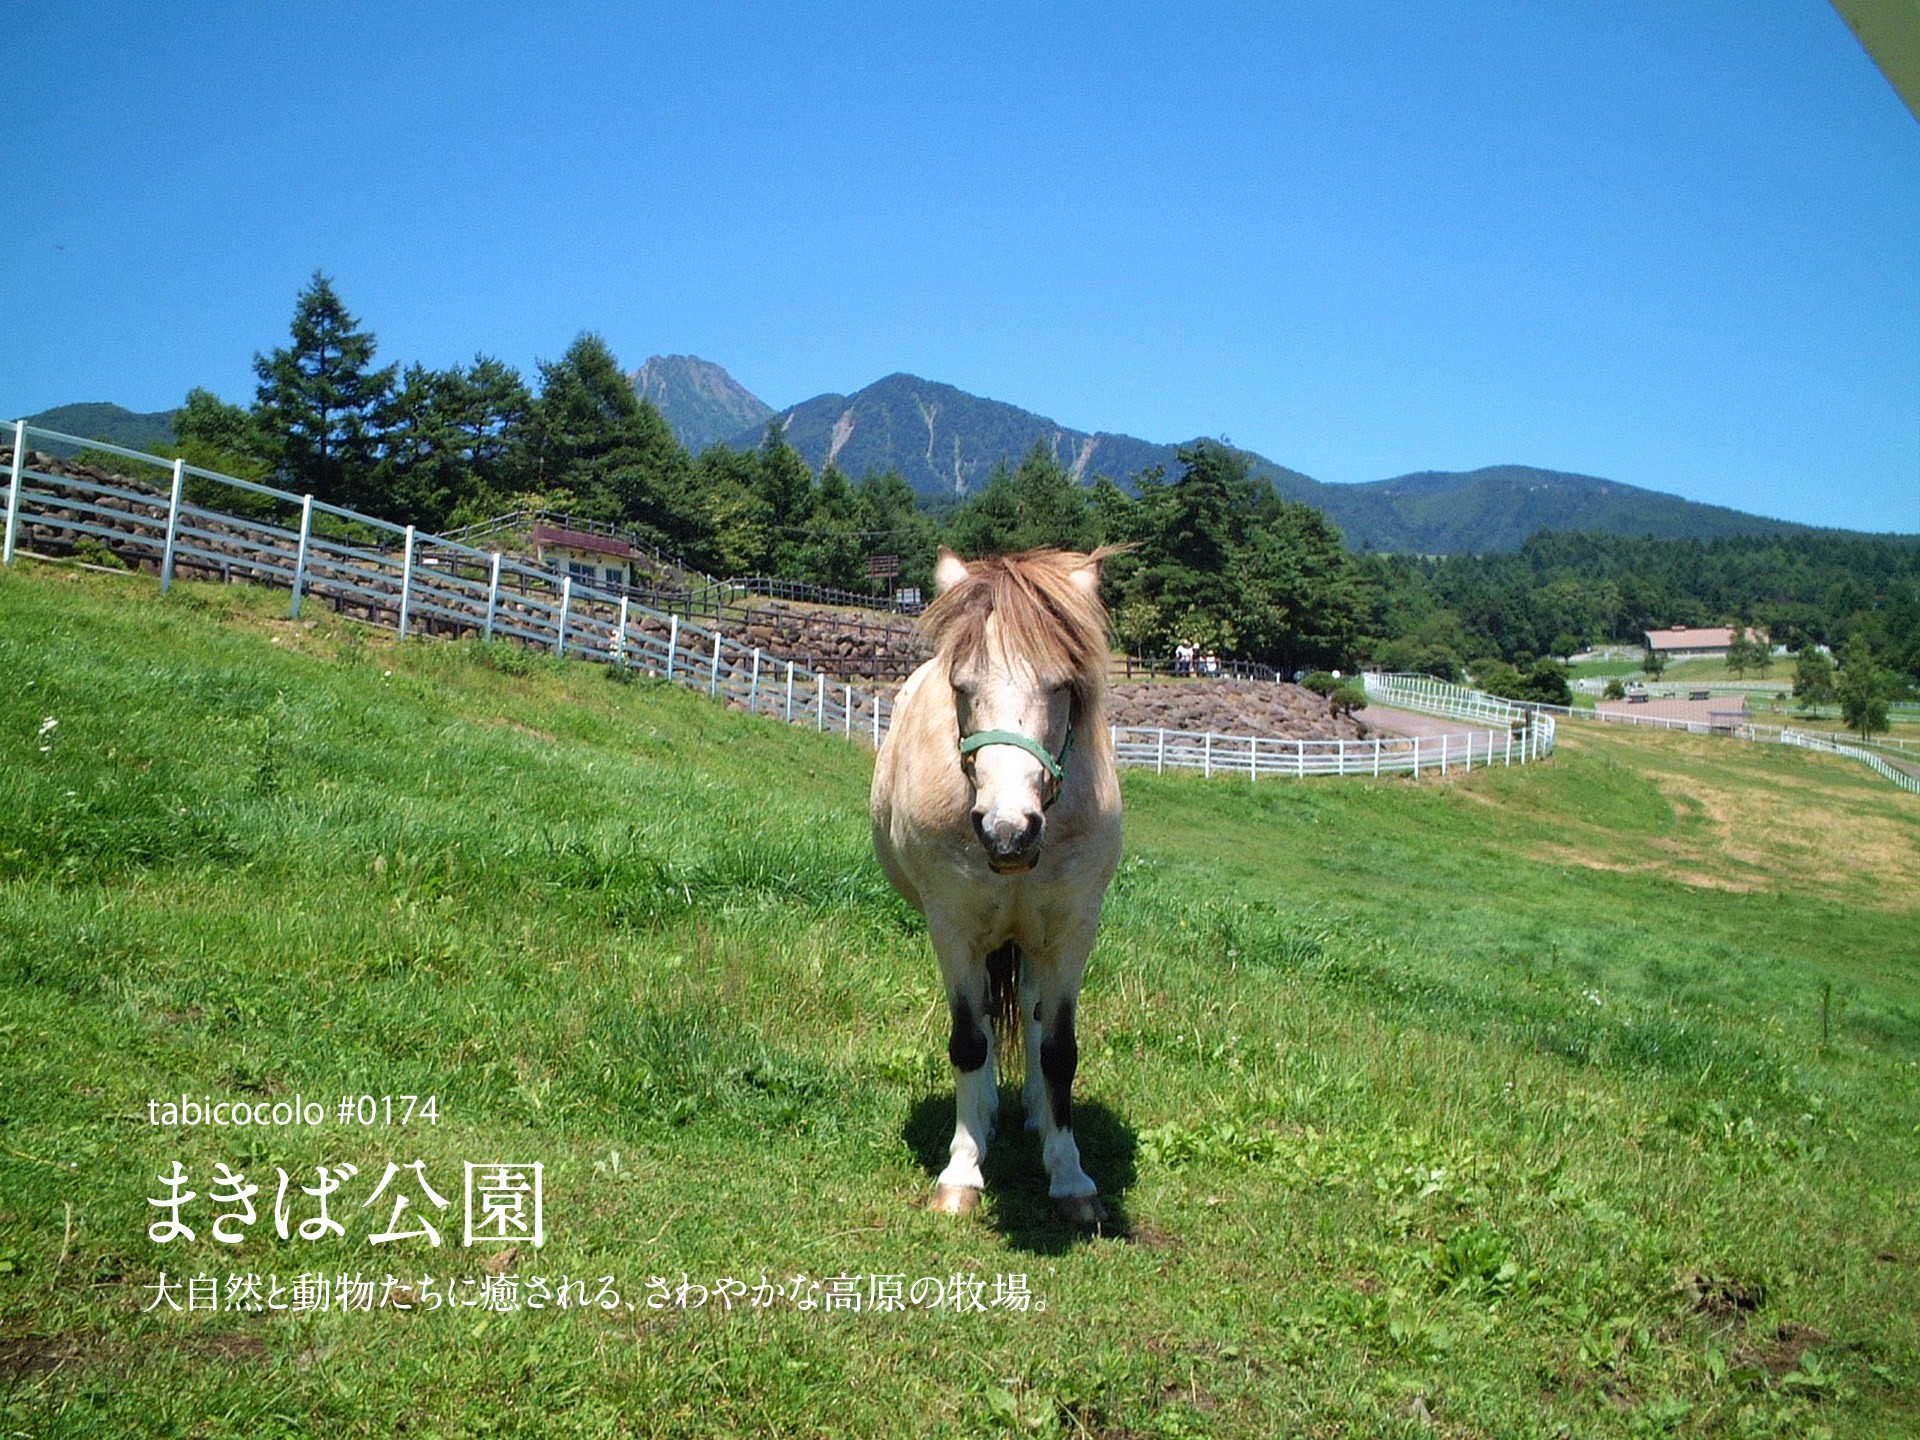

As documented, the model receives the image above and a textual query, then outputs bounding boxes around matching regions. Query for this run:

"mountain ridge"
[19,402,176,453]
[19,371,1895,554]
[687,365,1826,551]
[629,354,774,454]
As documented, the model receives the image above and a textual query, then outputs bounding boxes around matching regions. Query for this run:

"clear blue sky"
[5,2,1916,533]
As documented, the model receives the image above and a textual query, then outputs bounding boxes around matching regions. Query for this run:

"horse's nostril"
[974,810,1044,860]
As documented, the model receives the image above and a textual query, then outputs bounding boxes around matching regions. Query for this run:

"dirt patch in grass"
[1540,731,1920,911]
[477,716,558,742]
[0,1332,94,1379]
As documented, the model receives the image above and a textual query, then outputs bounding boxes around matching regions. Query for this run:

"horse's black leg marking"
[1039,998,1077,1131]
[948,992,989,1075]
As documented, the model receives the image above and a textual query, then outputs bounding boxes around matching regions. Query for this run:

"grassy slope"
[1,561,1916,1438]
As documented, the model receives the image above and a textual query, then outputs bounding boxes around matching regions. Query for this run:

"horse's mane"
[919,548,1120,712]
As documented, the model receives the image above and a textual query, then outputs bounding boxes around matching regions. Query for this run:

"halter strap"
[958,723,1073,787]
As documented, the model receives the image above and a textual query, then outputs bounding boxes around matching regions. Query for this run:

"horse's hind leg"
[930,931,996,1215]
[1027,946,1104,1226]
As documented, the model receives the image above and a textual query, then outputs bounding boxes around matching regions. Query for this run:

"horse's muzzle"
[973,809,1043,873]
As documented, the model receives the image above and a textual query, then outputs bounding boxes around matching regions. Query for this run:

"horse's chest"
[960,880,1075,956]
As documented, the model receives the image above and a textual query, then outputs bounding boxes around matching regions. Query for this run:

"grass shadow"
[904,1090,1139,1255]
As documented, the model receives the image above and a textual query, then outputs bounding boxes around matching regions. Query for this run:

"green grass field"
[3,560,1917,1438]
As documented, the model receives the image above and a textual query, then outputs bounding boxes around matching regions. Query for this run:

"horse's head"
[928,548,1110,875]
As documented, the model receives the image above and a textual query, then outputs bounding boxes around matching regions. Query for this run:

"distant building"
[529,525,635,589]
[1643,625,1754,661]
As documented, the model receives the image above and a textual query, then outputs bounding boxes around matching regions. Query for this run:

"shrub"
[1329,682,1369,716]
[73,537,128,571]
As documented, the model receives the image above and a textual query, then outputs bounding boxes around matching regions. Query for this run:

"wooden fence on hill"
[3,421,1553,781]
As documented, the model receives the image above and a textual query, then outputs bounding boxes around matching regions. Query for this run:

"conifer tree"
[251,273,395,510]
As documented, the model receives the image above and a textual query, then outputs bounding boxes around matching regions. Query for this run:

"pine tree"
[755,420,816,575]
[528,335,697,549]
[251,273,395,510]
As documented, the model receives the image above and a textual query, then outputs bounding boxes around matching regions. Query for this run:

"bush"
[1328,682,1368,716]
[73,537,128,571]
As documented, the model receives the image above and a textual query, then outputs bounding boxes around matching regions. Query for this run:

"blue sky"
[5,2,1916,533]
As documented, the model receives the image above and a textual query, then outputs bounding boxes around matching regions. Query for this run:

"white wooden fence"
[1456,669,1916,793]
[2,422,894,742]
[1111,721,1545,780]
[4,421,1549,782]
[1780,728,1920,795]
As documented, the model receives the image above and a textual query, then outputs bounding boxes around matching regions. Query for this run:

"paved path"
[1356,704,1503,740]
[1354,703,1521,770]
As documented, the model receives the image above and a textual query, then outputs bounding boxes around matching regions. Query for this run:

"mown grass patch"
[1,560,1916,1437]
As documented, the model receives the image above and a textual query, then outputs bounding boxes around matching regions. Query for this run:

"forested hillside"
[23,274,1918,699]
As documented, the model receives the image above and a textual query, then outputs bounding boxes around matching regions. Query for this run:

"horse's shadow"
[903,1091,1139,1255]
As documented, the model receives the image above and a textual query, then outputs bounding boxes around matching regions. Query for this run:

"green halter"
[958,723,1074,793]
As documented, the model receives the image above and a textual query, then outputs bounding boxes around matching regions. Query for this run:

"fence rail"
[1384,663,1914,794]
[1780,728,1920,795]
[2,423,896,742]
[1114,720,1544,779]
[5,422,1552,784]
[1361,673,1556,761]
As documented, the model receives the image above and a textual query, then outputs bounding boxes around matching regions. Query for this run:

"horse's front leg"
[930,926,996,1215]
[1023,941,1104,1226]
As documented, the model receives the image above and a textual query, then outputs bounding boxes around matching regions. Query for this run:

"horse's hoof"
[1053,1192,1107,1227]
[930,1184,982,1216]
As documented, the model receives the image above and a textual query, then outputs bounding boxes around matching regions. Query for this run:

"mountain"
[29,373,1853,553]
[730,373,1815,551]
[727,371,1318,504]
[630,355,776,454]
[21,402,176,452]
[1307,466,1810,553]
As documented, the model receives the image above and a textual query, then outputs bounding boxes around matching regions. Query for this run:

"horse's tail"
[986,940,1023,1061]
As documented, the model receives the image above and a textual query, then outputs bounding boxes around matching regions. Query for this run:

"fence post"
[484,552,502,641]
[874,696,882,747]
[1249,736,1258,781]
[396,525,417,637]
[786,662,795,721]
[750,648,761,712]
[3,420,25,564]
[616,597,630,666]
[289,494,314,618]
[817,673,826,732]
[1204,732,1213,779]
[844,683,853,738]
[666,616,679,682]
[1414,734,1422,779]
[708,632,722,696]
[159,458,186,593]
[555,575,571,655]
[1157,728,1166,775]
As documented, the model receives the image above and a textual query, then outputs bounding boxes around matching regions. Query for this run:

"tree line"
[167,274,1920,708]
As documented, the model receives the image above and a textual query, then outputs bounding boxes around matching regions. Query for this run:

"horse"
[870,546,1124,1226]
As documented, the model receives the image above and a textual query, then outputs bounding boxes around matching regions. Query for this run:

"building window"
[567,562,595,583]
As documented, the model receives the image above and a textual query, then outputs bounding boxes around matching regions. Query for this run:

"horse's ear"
[1068,550,1105,601]
[935,549,970,594]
